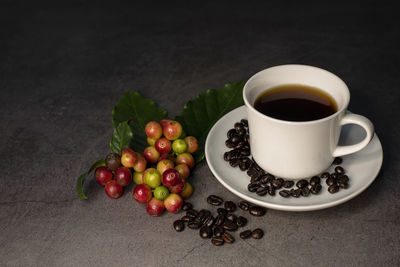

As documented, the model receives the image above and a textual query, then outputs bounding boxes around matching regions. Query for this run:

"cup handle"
[333,113,374,157]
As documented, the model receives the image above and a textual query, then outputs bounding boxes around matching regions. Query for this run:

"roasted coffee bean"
[328,184,340,194]
[282,180,295,188]
[215,214,225,226]
[186,209,199,218]
[223,220,238,231]
[231,135,241,144]
[248,183,259,192]
[181,215,194,223]
[250,174,262,183]
[211,236,224,246]
[330,173,338,179]
[310,176,321,186]
[240,230,252,239]
[188,220,202,229]
[182,202,193,211]
[224,201,237,212]
[240,150,250,156]
[301,187,311,197]
[239,161,249,171]
[199,226,213,239]
[247,168,258,177]
[259,183,269,189]
[207,215,216,227]
[236,216,247,227]
[173,220,185,232]
[225,139,235,148]
[310,184,322,194]
[229,158,240,167]
[291,189,301,198]
[243,135,250,144]
[198,209,211,222]
[321,172,330,179]
[217,208,228,216]
[333,157,343,165]
[249,206,266,216]
[279,190,291,198]
[256,187,268,196]
[227,129,237,138]
[222,233,235,244]
[251,228,264,239]
[235,141,246,149]
[337,175,349,184]
[207,195,223,206]
[240,119,248,127]
[234,122,244,130]
[223,152,230,161]
[236,127,246,136]
[226,213,237,224]
[296,179,309,188]
[335,166,345,174]
[326,177,336,186]
[339,182,349,189]
[238,201,252,211]
[268,186,276,196]
[213,225,225,237]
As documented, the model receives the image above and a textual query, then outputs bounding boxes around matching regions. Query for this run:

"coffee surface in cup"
[254,84,337,122]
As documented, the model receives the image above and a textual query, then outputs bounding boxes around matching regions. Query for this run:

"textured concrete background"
[1,1,399,266]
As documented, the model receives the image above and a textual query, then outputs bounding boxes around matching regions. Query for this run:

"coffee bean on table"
[335,166,345,174]
[182,202,193,211]
[238,201,252,211]
[321,172,330,179]
[215,214,225,226]
[282,180,295,188]
[251,228,264,239]
[333,157,343,165]
[188,220,202,230]
[198,209,211,221]
[328,184,340,194]
[223,220,238,231]
[279,190,290,198]
[199,226,213,239]
[181,215,193,223]
[240,230,252,239]
[211,236,224,246]
[217,208,228,216]
[310,184,322,194]
[310,176,321,186]
[207,195,223,206]
[173,220,185,232]
[249,206,266,216]
[204,215,215,227]
[213,225,225,237]
[222,233,235,244]
[330,173,338,179]
[296,179,309,188]
[224,201,237,212]
[186,209,199,218]
[236,216,247,227]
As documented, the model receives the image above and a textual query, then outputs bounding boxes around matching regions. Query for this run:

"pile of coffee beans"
[173,196,265,246]
[224,119,350,197]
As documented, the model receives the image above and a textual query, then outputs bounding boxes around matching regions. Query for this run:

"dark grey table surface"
[1,1,399,266]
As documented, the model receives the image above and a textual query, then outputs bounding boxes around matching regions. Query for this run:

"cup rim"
[243,64,350,125]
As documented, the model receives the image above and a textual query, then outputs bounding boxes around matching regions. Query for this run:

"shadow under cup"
[242,65,351,179]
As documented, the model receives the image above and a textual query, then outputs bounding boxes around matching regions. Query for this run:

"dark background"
[1,1,399,266]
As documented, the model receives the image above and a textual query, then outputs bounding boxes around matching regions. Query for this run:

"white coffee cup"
[243,64,374,179]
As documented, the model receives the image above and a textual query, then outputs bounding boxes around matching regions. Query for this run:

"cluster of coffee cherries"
[94,119,199,217]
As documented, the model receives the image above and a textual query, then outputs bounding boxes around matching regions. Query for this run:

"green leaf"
[110,121,133,154]
[112,92,168,152]
[175,81,245,163]
[76,159,105,199]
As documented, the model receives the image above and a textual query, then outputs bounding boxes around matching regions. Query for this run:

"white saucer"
[205,106,383,212]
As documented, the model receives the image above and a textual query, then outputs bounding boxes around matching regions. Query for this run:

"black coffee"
[254,84,337,122]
